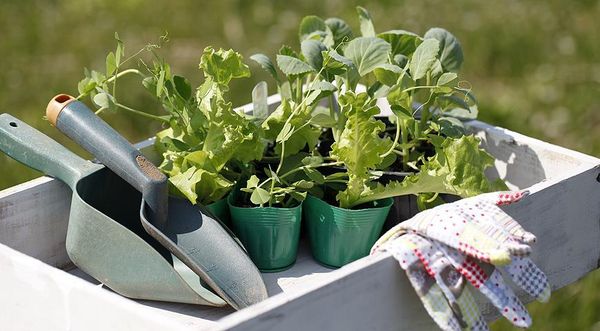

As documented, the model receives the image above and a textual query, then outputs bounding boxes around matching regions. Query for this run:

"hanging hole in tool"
[9,122,17,127]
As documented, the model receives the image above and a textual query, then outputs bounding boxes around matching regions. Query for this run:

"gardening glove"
[389,233,489,331]
[372,190,551,329]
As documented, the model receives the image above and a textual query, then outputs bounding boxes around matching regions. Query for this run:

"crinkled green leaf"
[276,55,315,76]
[168,166,233,205]
[424,28,464,72]
[409,38,440,80]
[344,37,391,76]
[356,6,375,37]
[348,135,507,208]
[378,30,423,56]
[331,91,393,208]
[200,47,251,86]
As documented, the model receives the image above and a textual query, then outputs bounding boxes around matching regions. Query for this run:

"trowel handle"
[0,113,95,189]
[47,94,168,229]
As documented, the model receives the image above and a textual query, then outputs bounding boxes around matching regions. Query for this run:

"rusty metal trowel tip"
[46,94,76,126]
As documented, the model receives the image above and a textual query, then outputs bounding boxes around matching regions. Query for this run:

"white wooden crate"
[0,115,598,330]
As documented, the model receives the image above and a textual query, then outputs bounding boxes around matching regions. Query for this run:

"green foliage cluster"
[246,7,505,209]
[74,7,505,210]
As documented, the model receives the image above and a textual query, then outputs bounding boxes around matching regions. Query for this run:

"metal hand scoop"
[47,94,268,310]
[0,114,225,306]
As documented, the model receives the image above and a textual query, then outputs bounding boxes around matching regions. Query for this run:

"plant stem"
[115,102,169,123]
[380,115,401,158]
[257,161,343,189]
[400,119,409,171]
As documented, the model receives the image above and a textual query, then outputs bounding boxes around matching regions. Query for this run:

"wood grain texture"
[0,177,72,269]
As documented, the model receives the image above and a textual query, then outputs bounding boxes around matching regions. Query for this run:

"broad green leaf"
[374,63,402,86]
[156,69,165,97]
[77,77,96,95]
[307,80,337,93]
[262,100,321,156]
[394,54,409,67]
[276,122,294,143]
[310,113,336,127]
[301,39,327,70]
[276,55,315,76]
[93,92,116,111]
[431,59,444,78]
[378,30,423,56]
[444,106,479,120]
[424,28,464,72]
[304,90,321,106]
[292,180,314,189]
[437,72,458,86]
[304,168,326,184]
[302,155,324,166]
[343,37,391,76]
[106,52,116,76]
[438,116,466,137]
[325,17,353,46]
[279,45,298,58]
[305,80,337,105]
[299,15,327,41]
[115,34,123,66]
[250,187,271,205]
[250,53,279,81]
[409,38,440,80]
[279,81,293,99]
[289,191,308,202]
[252,81,269,121]
[322,49,353,76]
[390,105,413,120]
[247,175,260,188]
[173,75,192,100]
[356,6,375,37]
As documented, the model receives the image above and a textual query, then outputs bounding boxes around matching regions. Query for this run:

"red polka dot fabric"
[372,190,551,330]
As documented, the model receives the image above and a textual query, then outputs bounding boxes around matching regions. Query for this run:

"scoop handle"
[47,94,168,229]
[0,114,94,189]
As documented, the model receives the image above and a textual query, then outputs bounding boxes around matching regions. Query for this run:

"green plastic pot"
[205,196,230,226]
[304,195,393,268]
[228,196,302,272]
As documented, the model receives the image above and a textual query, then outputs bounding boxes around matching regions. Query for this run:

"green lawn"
[1,1,598,329]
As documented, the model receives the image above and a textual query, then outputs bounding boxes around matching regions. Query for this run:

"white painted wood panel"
[0,120,598,331]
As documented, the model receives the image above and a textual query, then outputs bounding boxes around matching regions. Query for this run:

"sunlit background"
[1,1,598,329]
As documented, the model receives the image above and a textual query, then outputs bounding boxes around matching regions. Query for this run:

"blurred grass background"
[0,0,598,329]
